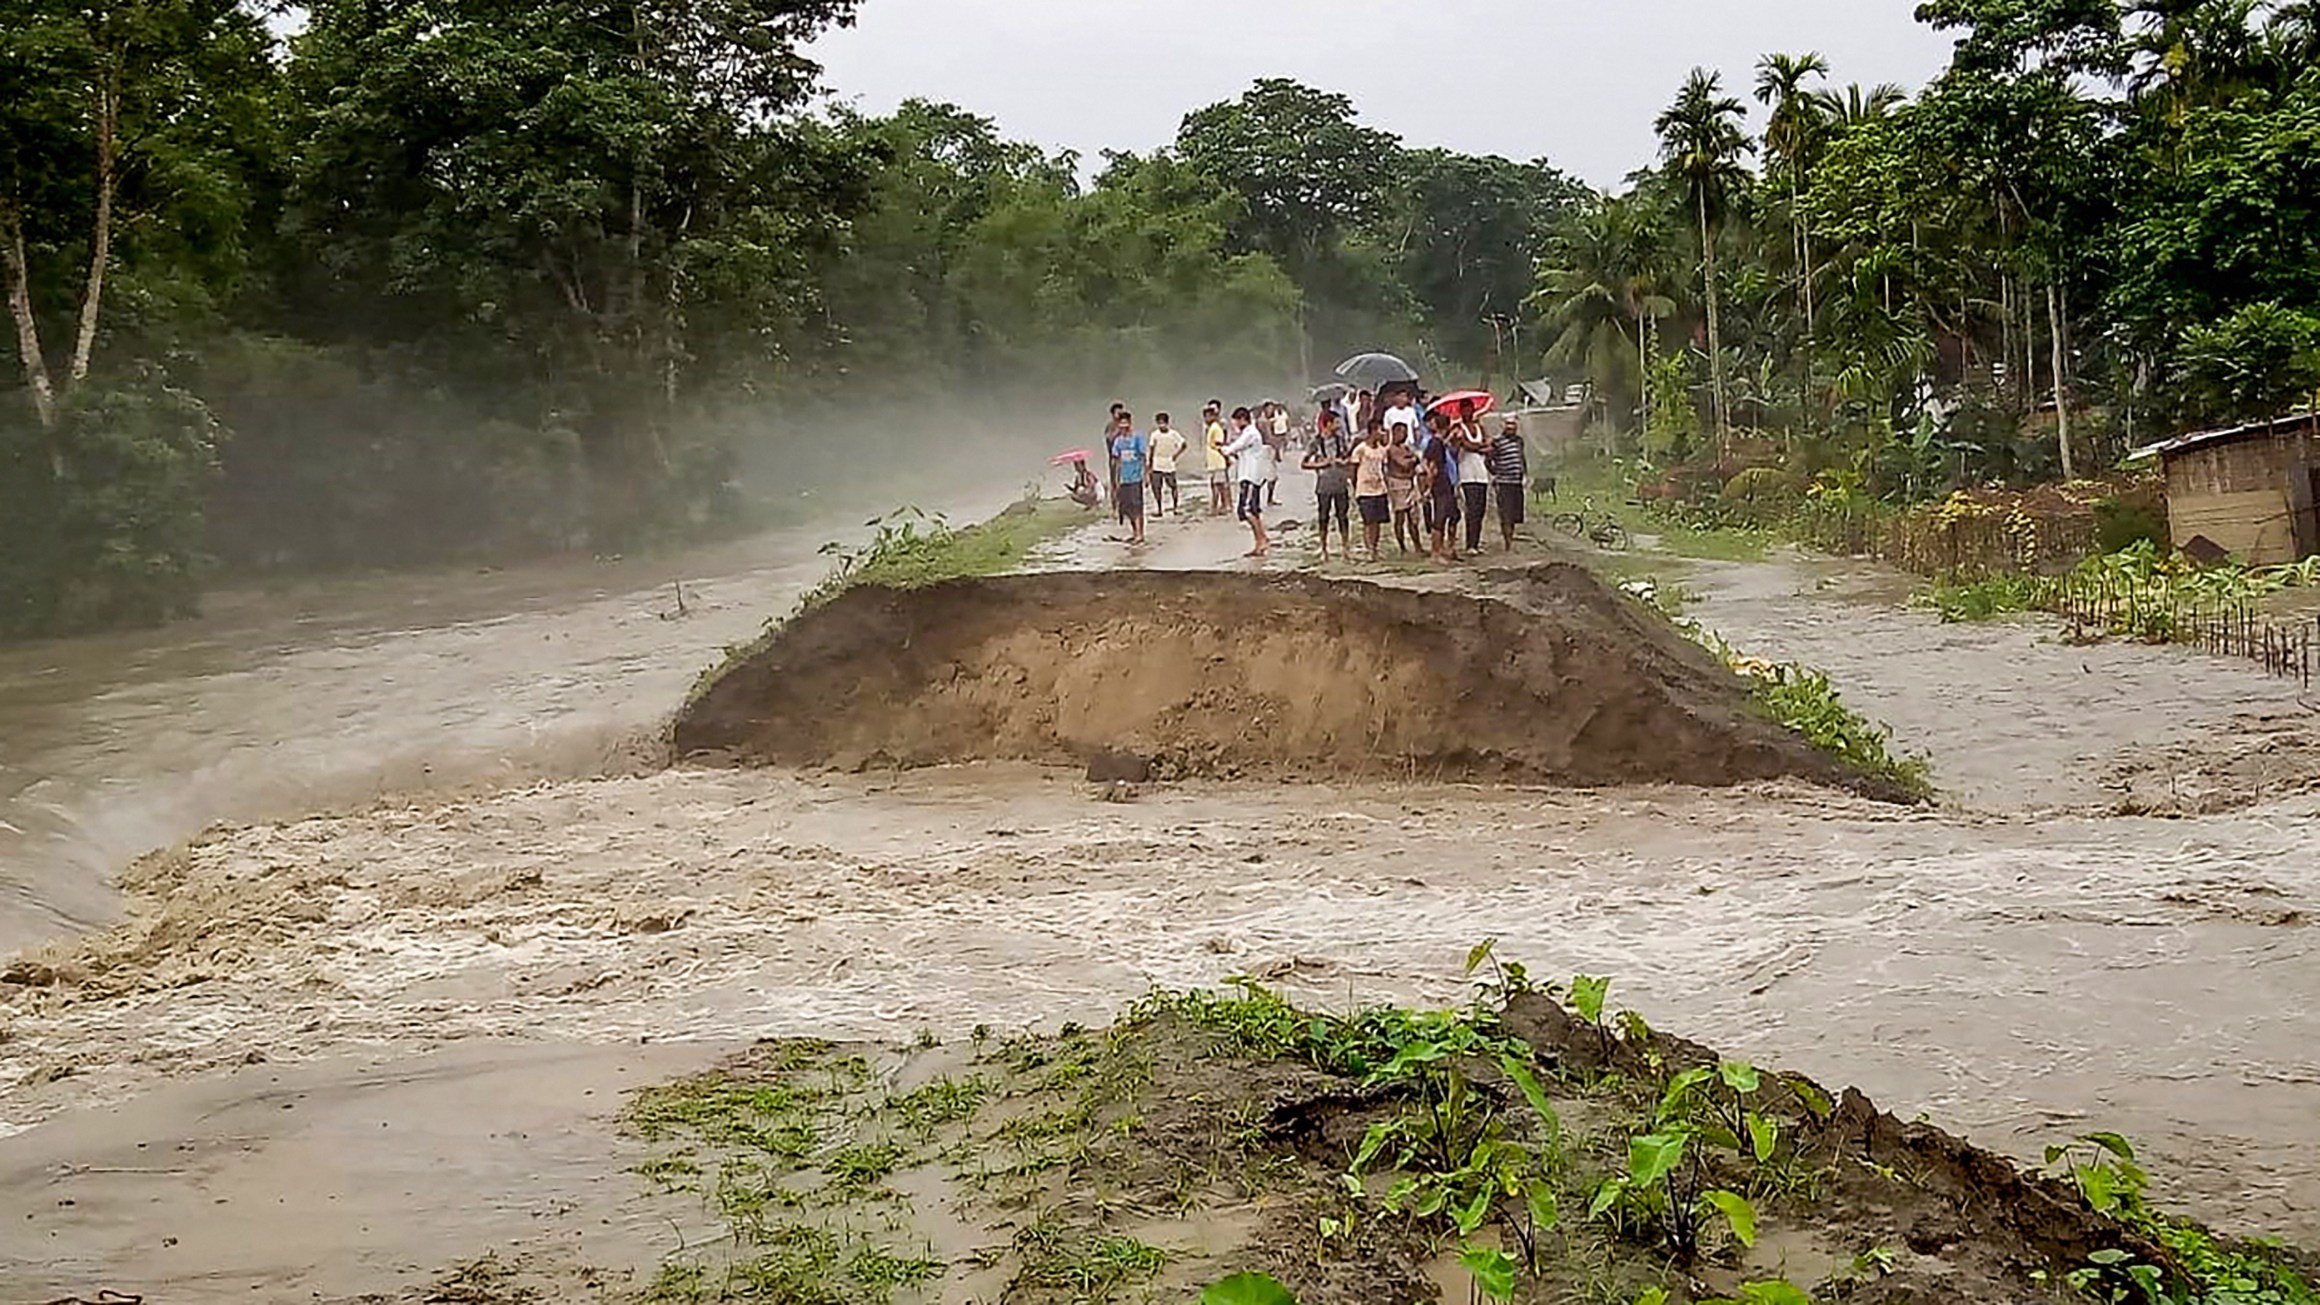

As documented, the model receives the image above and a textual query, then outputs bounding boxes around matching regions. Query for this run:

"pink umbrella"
[1427,390,1497,418]
[1050,449,1093,465]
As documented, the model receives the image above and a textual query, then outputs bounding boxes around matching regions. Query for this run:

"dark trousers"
[1462,483,1488,551]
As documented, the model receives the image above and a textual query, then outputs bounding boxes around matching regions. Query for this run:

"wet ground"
[5,502,2319,1300]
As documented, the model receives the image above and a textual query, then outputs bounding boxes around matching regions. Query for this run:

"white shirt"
[1384,404,1421,439]
[1224,425,1274,485]
[1457,428,1489,484]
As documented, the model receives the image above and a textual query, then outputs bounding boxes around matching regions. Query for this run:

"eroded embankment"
[673,566,1906,798]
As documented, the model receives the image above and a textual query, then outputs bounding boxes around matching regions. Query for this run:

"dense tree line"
[0,2,1580,638]
[6,1,2316,638]
[1540,0,2320,500]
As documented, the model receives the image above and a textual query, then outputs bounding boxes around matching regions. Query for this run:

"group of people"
[1085,384,1530,565]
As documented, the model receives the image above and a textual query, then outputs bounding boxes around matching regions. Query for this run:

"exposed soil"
[672,566,1909,800]
[324,986,2294,1305]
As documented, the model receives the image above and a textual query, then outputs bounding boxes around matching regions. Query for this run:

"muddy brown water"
[6,509,2320,1299]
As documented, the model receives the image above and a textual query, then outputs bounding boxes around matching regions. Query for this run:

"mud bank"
[673,566,1905,799]
[483,984,2312,1305]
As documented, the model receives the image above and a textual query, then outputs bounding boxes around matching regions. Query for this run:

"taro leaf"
[1570,974,1610,1023]
[1353,1122,1392,1173]
[2078,1162,2120,1213]
[1633,1293,1670,1305]
[2087,1249,2133,1266]
[2082,1131,2137,1162]
[1526,1180,1560,1231]
[1786,1074,1833,1121]
[1465,938,1498,975]
[1499,1053,1562,1137]
[1201,1272,1300,1305]
[1454,1186,1492,1236]
[1459,1246,1520,1303]
[1589,1177,1626,1219]
[1736,1281,1812,1305]
[1719,1060,1762,1094]
[1629,1132,1687,1187]
[1704,1188,1759,1248]
[1748,1113,1779,1162]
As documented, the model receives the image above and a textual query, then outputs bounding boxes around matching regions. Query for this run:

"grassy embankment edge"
[613,961,2320,1305]
[677,496,1090,717]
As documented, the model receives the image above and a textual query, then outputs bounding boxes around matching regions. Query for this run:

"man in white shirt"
[1222,406,1274,557]
[1382,390,1422,451]
[1146,413,1189,517]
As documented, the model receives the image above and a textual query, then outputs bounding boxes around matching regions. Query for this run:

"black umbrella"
[1310,381,1353,404]
[1334,352,1420,389]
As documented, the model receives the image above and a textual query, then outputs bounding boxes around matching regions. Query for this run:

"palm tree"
[1654,68,1755,456]
[1754,52,1832,400]
[1531,195,1677,432]
[1813,82,1908,130]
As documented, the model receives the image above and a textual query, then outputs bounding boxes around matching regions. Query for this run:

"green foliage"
[1202,1273,1299,1305]
[1720,467,1806,524]
[2178,303,2320,424]
[2043,1132,2320,1305]
[1588,1058,1775,1265]
[1746,662,1933,797]
[1922,572,2043,622]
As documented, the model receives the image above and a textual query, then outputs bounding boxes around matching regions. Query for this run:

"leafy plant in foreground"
[2043,1132,2320,1305]
[1588,1058,1773,1264]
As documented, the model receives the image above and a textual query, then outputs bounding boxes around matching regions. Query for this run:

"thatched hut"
[2147,412,2319,564]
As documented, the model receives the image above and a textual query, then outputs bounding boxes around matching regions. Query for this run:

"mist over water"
[0,400,1114,954]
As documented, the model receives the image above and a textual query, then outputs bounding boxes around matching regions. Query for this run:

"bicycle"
[1549,502,1632,551]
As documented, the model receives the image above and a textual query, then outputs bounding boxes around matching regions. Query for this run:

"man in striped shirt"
[1487,414,1529,552]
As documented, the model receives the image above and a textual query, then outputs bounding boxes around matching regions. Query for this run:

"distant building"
[2141,412,2319,564]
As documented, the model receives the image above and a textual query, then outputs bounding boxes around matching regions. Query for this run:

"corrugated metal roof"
[2133,410,2318,462]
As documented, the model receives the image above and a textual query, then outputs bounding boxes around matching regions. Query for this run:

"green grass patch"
[1541,460,1771,563]
[1917,573,2042,623]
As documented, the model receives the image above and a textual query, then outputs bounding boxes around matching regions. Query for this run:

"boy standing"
[1147,413,1188,517]
[1222,406,1274,557]
[1302,406,1356,561]
[1351,418,1392,562]
[1110,412,1149,544]
[1203,402,1230,514]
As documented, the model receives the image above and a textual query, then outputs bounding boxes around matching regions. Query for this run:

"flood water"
[5,511,2320,1299]
[0,484,1033,954]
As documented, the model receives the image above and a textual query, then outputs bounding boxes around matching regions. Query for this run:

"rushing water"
[0,485,1040,955]
[6,512,2320,1299]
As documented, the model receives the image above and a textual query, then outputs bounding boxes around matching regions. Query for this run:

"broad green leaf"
[1570,974,1610,1023]
[1352,1122,1391,1173]
[1632,1292,1670,1305]
[1499,1053,1562,1136]
[1202,1272,1299,1305]
[1718,1060,1761,1094]
[1454,1186,1492,1235]
[1459,1246,1519,1303]
[2082,1131,2137,1162]
[2087,1248,2132,1266]
[1589,1177,1626,1219]
[1748,1113,1779,1162]
[1786,1075,1833,1121]
[1703,1188,1758,1247]
[1736,1281,1812,1305]
[2078,1162,2119,1213]
[1628,1132,1686,1187]
[1465,938,1498,975]
[1526,1180,1560,1231]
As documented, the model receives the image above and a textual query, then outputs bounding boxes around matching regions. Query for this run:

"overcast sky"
[810,0,1959,188]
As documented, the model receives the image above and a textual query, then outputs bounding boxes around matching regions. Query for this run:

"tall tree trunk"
[2049,281,2074,480]
[0,201,57,432]
[1698,189,1728,458]
[67,72,118,387]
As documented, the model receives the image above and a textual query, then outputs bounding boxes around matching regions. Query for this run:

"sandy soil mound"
[673,566,1905,798]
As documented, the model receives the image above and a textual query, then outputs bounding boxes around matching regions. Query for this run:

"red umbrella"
[1050,449,1093,465]
[1427,390,1496,418]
